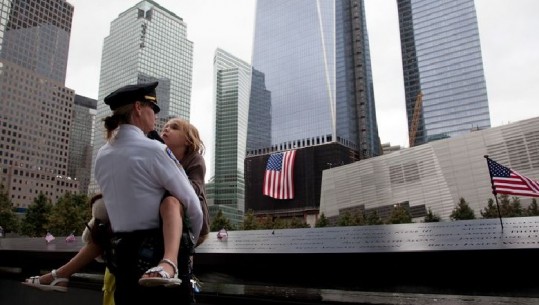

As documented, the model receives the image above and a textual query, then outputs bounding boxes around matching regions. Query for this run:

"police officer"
[94,82,202,305]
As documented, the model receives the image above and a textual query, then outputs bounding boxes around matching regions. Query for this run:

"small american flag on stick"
[485,156,539,197]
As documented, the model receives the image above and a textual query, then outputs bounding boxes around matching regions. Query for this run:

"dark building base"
[245,143,359,218]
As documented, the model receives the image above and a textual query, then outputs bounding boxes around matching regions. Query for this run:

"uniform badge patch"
[165,147,180,165]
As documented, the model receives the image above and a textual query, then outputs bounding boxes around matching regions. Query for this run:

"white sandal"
[21,269,69,292]
[138,258,182,287]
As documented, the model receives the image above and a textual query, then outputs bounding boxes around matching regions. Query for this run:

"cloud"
[65,0,539,177]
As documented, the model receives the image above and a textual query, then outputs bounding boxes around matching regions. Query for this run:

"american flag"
[45,232,55,243]
[486,157,539,197]
[263,150,297,199]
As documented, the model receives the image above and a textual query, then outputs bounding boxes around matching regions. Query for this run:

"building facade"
[243,0,380,219]
[320,116,539,222]
[209,49,251,218]
[88,0,193,194]
[397,0,490,146]
[0,0,79,209]
[248,0,380,158]
[68,95,97,195]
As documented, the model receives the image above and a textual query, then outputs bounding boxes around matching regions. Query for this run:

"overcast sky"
[65,0,539,179]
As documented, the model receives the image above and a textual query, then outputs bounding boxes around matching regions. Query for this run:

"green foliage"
[387,204,412,224]
[315,213,329,227]
[288,216,310,228]
[366,210,383,225]
[210,209,233,231]
[273,217,288,229]
[498,194,511,216]
[337,210,366,226]
[47,193,90,236]
[509,196,523,217]
[526,198,539,216]
[493,194,524,217]
[241,209,259,230]
[236,196,539,231]
[0,184,20,233]
[480,198,499,219]
[423,208,440,222]
[337,211,354,226]
[21,192,53,237]
[258,215,274,229]
[352,210,366,226]
[450,197,476,220]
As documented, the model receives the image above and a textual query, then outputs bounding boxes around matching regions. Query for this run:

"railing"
[3,218,539,304]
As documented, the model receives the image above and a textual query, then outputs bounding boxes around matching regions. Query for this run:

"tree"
[480,198,499,219]
[352,210,366,226]
[509,196,523,217]
[258,215,274,229]
[289,216,310,228]
[450,197,475,220]
[21,192,53,237]
[0,184,20,233]
[47,193,90,236]
[337,211,354,226]
[241,209,258,230]
[315,213,329,227]
[526,198,539,216]
[497,194,525,217]
[210,209,233,231]
[387,204,412,224]
[366,210,383,225]
[273,217,288,229]
[423,208,440,222]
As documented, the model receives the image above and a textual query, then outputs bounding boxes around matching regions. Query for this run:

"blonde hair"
[165,117,205,155]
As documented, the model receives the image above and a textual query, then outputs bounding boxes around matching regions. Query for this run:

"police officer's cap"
[104,82,160,114]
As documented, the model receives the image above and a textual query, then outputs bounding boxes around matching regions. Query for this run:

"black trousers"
[109,229,193,305]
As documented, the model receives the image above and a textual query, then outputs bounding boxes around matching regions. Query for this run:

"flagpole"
[493,193,504,232]
[484,155,503,231]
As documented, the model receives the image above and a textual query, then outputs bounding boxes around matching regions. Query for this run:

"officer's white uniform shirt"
[94,124,203,243]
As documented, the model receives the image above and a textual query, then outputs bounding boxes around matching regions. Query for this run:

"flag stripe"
[486,157,539,198]
[263,150,297,199]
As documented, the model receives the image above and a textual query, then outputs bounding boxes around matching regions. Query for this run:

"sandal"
[21,269,69,292]
[138,258,182,287]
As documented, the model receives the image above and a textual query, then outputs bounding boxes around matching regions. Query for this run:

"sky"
[65,0,539,180]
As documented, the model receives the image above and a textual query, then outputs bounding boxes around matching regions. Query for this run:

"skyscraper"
[248,0,380,158]
[245,0,380,221]
[0,0,79,209]
[398,0,491,146]
[68,95,97,195]
[89,0,194,194]
[208,48,252,225]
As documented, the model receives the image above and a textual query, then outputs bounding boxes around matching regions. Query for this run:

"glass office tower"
[69,95,97,195]
[212,48,252,212]
[0,0,79,209]
[397,0,491,146]
[245,0,380,221]
[89,1,193,194]
[249,0,381,159]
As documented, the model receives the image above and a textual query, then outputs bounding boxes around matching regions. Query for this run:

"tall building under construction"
[245,0,380,224]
